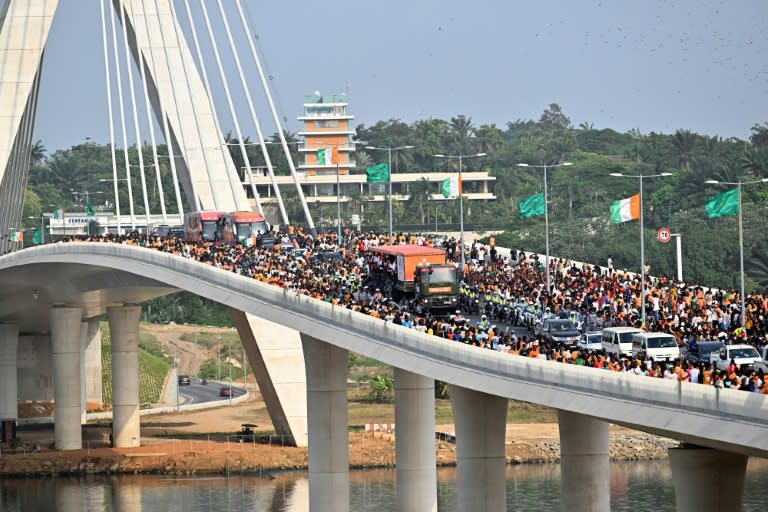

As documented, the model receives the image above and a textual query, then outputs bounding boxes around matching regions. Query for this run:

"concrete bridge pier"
[301,334,349,512]
[50,307,84,450]
[668,445,748,512]
[558,410,610,512]
[394,368,437,512]
[450,385,508,512]
[0,324,19,437]
[83,318,103,412]
[108,305,142,448]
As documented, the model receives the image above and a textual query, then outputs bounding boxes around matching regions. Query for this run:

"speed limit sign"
[657,227,672,243]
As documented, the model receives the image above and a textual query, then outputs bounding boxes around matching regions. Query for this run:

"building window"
[315,120,339,128]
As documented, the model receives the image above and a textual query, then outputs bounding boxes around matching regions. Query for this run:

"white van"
[601,327,642,357]
[631,332,680,362]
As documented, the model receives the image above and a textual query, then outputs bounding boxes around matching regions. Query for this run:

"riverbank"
[0,400,678,477]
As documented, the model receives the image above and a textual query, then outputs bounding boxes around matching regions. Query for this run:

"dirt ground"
[3,392,648,477]
[1,322,644,476]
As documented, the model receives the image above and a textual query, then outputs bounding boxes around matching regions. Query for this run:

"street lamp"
[434,153,487,271]
[705,177,768,327]
[217,336,222,381]
[365,145,414,239]
[610,171,673,325]
[517,162,573,293]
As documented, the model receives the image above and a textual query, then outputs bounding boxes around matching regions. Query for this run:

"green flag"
[31,228,43,245]
[86,203,95,217]
[705,187,739,219]
[518,192,545,218]
[366,163,389,183]
[441,176,459,198]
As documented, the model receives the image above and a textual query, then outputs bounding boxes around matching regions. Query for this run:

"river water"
[2,459,767,511]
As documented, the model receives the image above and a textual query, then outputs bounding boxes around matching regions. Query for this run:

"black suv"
[178,375,191,386]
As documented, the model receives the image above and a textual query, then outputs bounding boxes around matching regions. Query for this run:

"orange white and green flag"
[610,193,640,223]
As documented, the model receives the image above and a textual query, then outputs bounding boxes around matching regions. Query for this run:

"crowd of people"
[52,226,768,394]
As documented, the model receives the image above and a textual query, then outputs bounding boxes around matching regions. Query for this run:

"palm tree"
[670,129,697,171]
[740,146,767,178]
[30,140,46,166]
[407,178,433,224]
[449,115,475,139]
[47,156,88,193]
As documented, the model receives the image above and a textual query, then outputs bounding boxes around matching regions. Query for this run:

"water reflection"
[1,459,766,511]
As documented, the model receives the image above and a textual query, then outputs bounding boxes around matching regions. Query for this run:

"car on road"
[539,318,581,347]
[178,375,191,386]
[710,344,763,371]
[219,386,232,397]
[310,251,343,264]
[681,340,723,365]
[578,331,603,352]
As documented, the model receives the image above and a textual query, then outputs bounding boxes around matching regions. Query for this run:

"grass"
[348,385,556,425]
[101,323,172,406]
[179,331,240,350]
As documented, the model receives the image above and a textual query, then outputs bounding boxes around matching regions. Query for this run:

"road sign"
[657,227,672,243]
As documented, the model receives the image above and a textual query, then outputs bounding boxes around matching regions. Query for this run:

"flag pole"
[737,181,745,327]
[388,148,393,241]
[336,155,341,242]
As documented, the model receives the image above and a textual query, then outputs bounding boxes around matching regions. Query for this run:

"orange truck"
[366,244,460,313]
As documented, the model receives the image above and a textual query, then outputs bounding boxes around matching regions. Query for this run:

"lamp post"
[434,153,486,271]
[517,162,573,293]
[705,177,768,327]
[216,336,222,381]
[610,171,673,325]
[365,145,414,239]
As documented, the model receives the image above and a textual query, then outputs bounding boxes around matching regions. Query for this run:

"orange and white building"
[297,93,355,177]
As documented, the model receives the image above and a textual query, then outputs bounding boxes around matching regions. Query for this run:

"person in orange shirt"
[702,365,713,385]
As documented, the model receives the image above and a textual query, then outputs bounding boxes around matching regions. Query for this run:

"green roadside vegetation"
[100,323,172,406]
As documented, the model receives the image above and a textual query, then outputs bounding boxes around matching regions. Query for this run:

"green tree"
[367,374,394,403]
[30,140,46,167]
[539,103,571,129]
[406,177,433,224]
[670,129,698,171]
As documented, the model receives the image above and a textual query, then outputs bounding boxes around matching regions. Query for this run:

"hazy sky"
[34,0,768,153]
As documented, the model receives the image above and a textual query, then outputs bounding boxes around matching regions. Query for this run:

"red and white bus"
[231,211,271,246]
[183,211,235,243]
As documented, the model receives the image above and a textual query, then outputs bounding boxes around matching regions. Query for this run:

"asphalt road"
[177,380,246,405]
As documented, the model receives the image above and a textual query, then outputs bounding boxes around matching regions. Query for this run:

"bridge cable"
[215,0,289,225]
[129,0,167,223]
[163,0,221,212]
[234,0,318,233]
[148,0,194,216]
[108,0,137,229]
[175,0,252,214]
[99,0,122,233]
[140,0,185,222]
[192,0,263,215]
[117,0,153,230]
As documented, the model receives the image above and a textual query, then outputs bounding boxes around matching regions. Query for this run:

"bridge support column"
[230,309,308,447]
[394,368,437,512]
[0,324,19,441]
[668,445,748,512]
[83,318,103,412]
[301,334,349,512]
[50,307,84,450]
[108,305,141,448]
[558,410,610,512]
[451,385,508,512]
